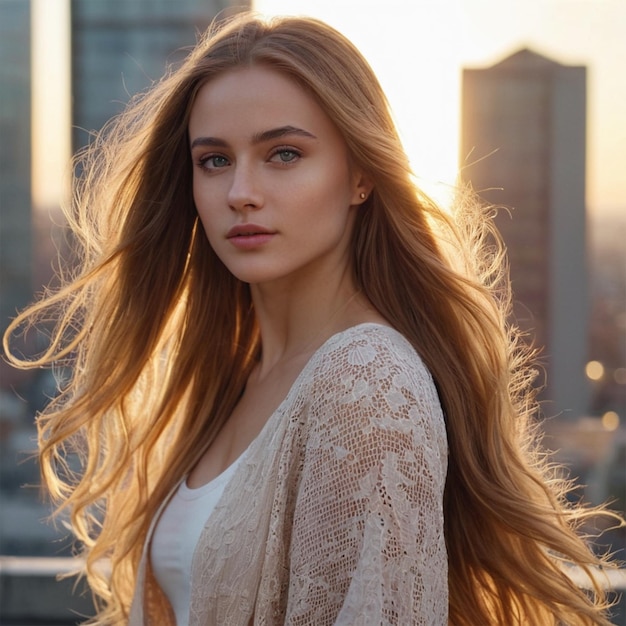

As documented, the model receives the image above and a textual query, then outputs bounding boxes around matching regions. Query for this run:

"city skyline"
[255,0,626,217]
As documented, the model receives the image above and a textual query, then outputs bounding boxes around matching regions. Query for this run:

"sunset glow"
[254,0,626,216]
[31,0,72,212]
[27,1,625,216]
[255,0,464,209]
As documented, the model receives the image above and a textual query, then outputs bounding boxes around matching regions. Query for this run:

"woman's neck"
[249,269,383,382]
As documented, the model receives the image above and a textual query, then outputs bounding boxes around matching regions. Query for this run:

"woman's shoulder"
[300,324,446,454]
[309,323,434,389]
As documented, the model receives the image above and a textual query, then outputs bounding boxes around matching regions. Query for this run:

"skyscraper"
[460,48,588,419]
[71,0,246,151]
[0,0,31,329]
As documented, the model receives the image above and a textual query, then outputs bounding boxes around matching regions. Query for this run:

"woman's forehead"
[188,66,340,146]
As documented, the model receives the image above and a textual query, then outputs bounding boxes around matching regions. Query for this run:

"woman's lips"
[226,224,276,249]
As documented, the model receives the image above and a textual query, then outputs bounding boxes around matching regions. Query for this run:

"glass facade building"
[0,0,31,328]
[71,0,239,150]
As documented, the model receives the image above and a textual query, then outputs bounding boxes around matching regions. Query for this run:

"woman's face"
[188,65,368,287]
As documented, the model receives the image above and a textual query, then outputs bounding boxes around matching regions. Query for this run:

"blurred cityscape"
[460,48,626,623]
[461,45,625,528]
[1,0,625,623]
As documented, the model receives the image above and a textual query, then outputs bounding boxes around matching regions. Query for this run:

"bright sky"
[254,0,625,216]
[31,0,71,211]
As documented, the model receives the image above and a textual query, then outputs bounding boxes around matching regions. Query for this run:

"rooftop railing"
[1,556,625,625]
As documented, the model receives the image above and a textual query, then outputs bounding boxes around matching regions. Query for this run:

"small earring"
[359,192,366,200]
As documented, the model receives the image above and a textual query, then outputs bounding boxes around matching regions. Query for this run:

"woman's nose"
[227,162,263,212]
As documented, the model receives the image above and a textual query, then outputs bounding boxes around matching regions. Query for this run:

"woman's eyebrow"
[190,125,317,150]
[252,125,317,144]
[190,136,228,149]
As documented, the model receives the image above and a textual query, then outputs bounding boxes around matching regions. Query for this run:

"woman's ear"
[351,171,374,205]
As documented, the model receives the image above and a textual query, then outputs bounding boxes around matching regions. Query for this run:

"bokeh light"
[585,360,605,381]
[601,411,620,432]
[614,368,626,385]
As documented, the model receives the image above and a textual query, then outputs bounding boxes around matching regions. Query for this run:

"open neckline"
[182,452,245,496]
[235,322,397,452]
[185,323,397,491]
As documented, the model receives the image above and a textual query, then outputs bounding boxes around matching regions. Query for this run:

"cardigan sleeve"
[284,330,448,625]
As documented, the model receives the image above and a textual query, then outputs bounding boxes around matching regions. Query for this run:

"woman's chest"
[187,358,310,489]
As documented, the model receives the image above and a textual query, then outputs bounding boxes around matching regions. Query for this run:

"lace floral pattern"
[131,324,448,625]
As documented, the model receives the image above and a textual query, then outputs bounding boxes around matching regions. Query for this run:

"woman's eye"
[199,154,230,170]
[270,148,300,164]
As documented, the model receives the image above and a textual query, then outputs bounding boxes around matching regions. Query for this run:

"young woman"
[4,12,621,626]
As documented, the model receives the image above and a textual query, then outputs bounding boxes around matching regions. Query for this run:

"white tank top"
[150,455,245,626]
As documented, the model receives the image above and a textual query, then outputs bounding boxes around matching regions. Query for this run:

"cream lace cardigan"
[129,324,448,625]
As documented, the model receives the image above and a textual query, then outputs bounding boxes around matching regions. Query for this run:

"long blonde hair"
[4,13,620,625]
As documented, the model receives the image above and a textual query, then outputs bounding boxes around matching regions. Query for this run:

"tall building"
[71,0,246,151]
[0,0,31,331]
[460,48,588,419]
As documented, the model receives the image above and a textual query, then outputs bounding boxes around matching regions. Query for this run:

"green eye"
[270,147,301,164]
[278,150,298,162]
[209,155,229,168]
[199,154,229,169]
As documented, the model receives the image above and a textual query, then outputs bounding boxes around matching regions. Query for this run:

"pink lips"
[226,224,276,249]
